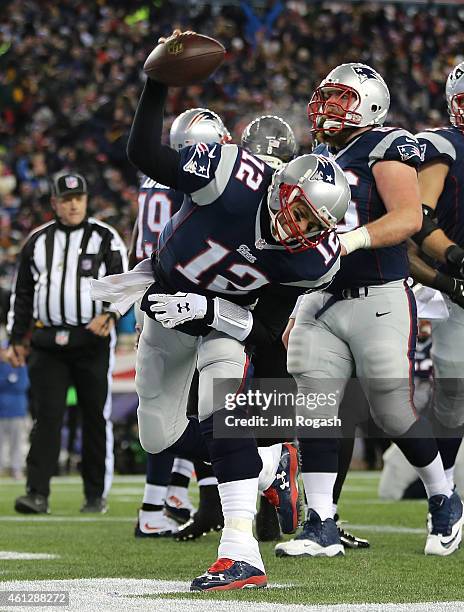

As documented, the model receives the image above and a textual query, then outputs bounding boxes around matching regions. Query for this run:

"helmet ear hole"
[371,104,379,112]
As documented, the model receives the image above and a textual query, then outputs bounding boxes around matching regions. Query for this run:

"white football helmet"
[446,61,464,129]
[267,154,350,252]
[308,63,390,134]
[170,108,231,150]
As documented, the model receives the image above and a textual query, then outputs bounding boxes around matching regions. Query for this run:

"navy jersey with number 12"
[157,143,341,306]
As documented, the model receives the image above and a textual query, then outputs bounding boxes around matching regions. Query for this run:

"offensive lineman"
[275,63,463,559]
[410,60,464,494]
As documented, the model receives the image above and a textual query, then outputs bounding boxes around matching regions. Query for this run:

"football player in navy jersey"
[129,108,231,538]
[275,63,463,559]
[410,61,464,502]
[93,30,351,592]
[176,114,299,543]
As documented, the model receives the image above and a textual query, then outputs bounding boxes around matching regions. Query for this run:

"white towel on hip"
[90,258,154,315]
[413,284,449,320]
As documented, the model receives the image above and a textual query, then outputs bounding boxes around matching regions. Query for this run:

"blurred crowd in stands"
[1,0,463,290]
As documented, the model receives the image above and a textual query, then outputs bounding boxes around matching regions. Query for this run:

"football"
[143,33,226,86]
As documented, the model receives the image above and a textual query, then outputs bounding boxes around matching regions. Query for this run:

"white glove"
[147,292,208,328]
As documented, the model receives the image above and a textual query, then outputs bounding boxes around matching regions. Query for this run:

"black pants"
[26,335,113,499]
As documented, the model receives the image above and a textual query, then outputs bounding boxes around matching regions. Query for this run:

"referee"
[6,172,127,514]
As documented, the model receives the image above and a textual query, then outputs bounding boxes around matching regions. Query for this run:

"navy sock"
[145,450,174,486]
[194,459,214,482]
[393,417,438,468]
[437,437,463,470]
[200,411,262,484]
[167,418,209,462]
[299,438,339,473]
[169,472,190,488]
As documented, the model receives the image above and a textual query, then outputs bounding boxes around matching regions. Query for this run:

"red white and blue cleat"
[263,442,300,534]
[190,558,267,591]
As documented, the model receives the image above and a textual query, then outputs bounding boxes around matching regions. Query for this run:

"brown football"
[143,33,226,86]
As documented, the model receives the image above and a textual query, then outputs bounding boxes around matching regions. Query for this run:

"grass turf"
[0,473,462,605]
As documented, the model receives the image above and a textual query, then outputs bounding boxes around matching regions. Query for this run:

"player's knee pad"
[200,413,262,483]
[370,405,416,437]
[432,354,464,429]
[137,414,168,454]
[365,375,416,437]
[286,323,315,376]
[137,403,186,454]
[434,401,464,430]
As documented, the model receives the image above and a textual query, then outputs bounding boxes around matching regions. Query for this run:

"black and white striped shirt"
[7,217,128,342]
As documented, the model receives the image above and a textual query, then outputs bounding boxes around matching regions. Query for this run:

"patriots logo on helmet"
[187,111,221,130]
[451,67,464,82]
[309,157,335,185]
[397,143,421,162]
[352,65,380,83]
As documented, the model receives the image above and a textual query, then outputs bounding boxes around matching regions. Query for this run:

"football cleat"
[190,558,267,591]
[14,493,49,515]
[164,494,195,525]
[425,491,463,556]
[335,514,370,549]
[134,509,179,538]
[256,495,282,542]
[175,485,223,541]
[275,509,345,557]
[263,442,299,534]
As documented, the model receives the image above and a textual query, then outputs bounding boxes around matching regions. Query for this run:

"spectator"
[0,287,29,479]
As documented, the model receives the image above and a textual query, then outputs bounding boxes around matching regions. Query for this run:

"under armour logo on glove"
[146,292,209,329]
[177,302,190,313]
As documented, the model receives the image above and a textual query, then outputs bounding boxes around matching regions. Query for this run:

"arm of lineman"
[408,240,464,309]
[339,161,422,256]
[6,239,34,365]
[412,161,464,278]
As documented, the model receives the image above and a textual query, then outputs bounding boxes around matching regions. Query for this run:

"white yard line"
[0,516,425,533]
[0,552,60,560]
[0,579,461,612]
[0,516,135,522]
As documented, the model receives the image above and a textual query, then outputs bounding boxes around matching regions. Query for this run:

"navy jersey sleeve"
[415,130,456,166]
[368,128,422,169]
[177,143,240,205]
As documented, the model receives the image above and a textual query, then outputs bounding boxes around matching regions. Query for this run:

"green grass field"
[0,472,463,611]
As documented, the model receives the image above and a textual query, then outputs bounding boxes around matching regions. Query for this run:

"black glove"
[445,244,464,279]
[434,272,464,308]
